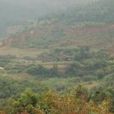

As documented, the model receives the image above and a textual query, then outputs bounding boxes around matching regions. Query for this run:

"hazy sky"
[0,0,99,36]
[0,0,99,18]
[0,0,98,10]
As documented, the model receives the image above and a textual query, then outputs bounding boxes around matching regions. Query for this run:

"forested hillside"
[2,0,114,52]
[1,0,114,36]
[0,0,96,36]
[0,0,114,114]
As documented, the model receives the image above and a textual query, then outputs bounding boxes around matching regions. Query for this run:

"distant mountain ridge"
[0,0,97,36]
[1,0,114,54]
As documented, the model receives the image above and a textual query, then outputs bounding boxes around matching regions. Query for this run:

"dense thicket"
[0,85,113,114]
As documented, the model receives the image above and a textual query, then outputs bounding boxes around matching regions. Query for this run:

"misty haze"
[0,0,114,114]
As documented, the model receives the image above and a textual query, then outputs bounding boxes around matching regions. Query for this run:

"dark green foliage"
[0,56,12,67]
[11,89,38,114]
[7,85,114,114]
[3,48,114,79]
[26,65,48,76]
[25,64,59,77]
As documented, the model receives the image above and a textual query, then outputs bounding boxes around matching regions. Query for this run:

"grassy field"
[0,47,48,57]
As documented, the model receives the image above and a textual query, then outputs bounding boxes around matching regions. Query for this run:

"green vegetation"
[0,47,114,114]
[0,83,114,114]
[1,48,113,79]
[0,0,114,114]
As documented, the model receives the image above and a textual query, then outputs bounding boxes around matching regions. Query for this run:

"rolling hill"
[0,1,114,113]
[0,0,97,37]
[1,0,114,56]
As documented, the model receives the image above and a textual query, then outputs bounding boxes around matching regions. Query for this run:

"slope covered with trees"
[2,0,114,53]
[0,0,114,114]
